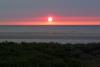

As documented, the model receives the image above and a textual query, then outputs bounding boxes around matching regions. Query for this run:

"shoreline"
[0,39,100,44]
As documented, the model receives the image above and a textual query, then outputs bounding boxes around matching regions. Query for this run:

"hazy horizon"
[0,0,100,25]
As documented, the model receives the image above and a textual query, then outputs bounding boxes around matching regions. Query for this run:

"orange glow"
[0,17,100,25]
[0,21,100,25]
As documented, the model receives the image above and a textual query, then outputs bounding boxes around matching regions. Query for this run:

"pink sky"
[0,17,100,25]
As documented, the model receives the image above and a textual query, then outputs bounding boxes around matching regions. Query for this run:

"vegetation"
[0,41,100,67]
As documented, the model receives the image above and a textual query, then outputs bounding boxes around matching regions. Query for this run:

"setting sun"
[48,17,53,24]
[48,17,53,22]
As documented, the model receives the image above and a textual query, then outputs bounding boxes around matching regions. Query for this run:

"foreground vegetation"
[0,41,100,67]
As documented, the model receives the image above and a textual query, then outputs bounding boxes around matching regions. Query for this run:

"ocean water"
[0,25,100,43]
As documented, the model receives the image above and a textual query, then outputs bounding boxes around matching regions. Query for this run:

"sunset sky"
[0,0,100,25]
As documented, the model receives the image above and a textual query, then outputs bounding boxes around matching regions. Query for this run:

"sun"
[48,17,53,22]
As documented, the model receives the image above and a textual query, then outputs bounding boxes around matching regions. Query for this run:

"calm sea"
[0,25,100,43]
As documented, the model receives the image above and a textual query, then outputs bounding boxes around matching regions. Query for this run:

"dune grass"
[0,41,100,67]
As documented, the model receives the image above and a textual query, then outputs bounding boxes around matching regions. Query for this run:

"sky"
[0,0,100,25]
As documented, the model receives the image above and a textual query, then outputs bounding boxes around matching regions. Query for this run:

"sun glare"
[48,17,53,22]
[48,17,53,24]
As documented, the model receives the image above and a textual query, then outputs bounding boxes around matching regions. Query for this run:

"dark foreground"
[0,41,100,67]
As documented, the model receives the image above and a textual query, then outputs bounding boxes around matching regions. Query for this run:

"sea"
[0,25,100,43]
